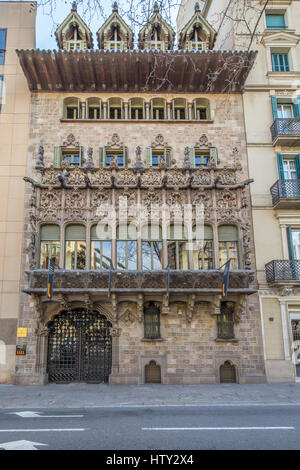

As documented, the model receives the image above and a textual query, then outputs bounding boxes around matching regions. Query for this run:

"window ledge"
[60,119,213,124]
[141,338,165,342]
[267,71,300,78]
[215,338,238,343]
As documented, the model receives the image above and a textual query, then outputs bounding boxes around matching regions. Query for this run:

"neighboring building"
[179,0,300,382]
[0,2,36,383]
[13,2,266,386]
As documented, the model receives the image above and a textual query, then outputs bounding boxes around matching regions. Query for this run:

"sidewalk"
[1,382,300,408]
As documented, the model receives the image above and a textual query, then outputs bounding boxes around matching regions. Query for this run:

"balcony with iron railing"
[270,179,300,209]
[270,118,300,146]
[265,260,300,285]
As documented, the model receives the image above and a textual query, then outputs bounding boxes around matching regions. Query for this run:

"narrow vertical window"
[193,225,214,269]
[91,224,112,269]
[167,225,189,270]
[217,302,235,340]
[116,224,137,270]
[218,225,239,269]
[144,303,160,339]
[40,225,60,269]
[65,225,86,269]
[142,225,163,270]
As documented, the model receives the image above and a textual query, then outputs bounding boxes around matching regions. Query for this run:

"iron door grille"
[47,309,112,383]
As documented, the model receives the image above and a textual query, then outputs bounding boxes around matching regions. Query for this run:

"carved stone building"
[14,2,266,385]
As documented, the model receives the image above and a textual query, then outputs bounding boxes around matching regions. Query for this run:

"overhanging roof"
[16,49,257,93]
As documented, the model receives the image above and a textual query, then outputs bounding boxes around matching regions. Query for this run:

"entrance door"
[220,361,236,383]
[47,309,112,383]
[145,360,161,383]
[291,320,300,379]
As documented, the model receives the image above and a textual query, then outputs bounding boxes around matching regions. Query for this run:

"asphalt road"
[0,405,299,450]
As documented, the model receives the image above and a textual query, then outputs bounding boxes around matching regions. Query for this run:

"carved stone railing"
[271,118,300,142]
[265,260,300,283]
[24,269,256,295]
[270,179,300,205]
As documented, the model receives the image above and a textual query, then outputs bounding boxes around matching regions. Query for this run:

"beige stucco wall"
[0,2,36,383]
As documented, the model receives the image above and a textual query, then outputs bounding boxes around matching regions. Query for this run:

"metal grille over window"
[217,302,235,340]
[144,303,160,339]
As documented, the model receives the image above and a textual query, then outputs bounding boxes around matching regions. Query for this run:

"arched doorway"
[47,309,112,383]
[145,360,161,383]
[220,361,236,383]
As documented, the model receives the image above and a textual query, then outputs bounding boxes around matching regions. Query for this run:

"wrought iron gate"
[47,309,112,383]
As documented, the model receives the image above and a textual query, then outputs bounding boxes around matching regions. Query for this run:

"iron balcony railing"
[271,118,300,141]
[265,260,300,283]
[293,329,300,342]
[270,179,300,205]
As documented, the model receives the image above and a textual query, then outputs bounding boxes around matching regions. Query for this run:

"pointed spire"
[194,2,200,12]
[71,1,77,11]
[153,2,159,13]
[112,1,118,12]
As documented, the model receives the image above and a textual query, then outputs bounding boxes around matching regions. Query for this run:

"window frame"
[271,53,290,72]
[0,29,7,65]
[144,303,161,339]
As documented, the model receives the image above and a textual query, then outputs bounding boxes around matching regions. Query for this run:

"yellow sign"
[17,328,27,338]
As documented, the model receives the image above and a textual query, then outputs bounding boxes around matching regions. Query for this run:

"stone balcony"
[24,269,256,296]
[270,118,300,146]
[270,179,300,209]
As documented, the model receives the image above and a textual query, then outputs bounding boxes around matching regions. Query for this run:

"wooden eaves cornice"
[16,49,257,94]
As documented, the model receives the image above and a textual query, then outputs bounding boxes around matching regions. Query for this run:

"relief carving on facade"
[39,188,62,221]
[64,188,87,221]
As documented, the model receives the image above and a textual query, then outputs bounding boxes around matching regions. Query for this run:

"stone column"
[103,101,108,120]
[81,101,86,120]
[188,103,193,120]
[167,102,171,120]
[145,102,150,120]
[109,326,121,382]
[279,300,291,360]
[124,102,129,120]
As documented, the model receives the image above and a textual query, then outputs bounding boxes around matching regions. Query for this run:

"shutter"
[293,98,300,118]
[65,225,86,241]
[296,155,300,179]
[271,96,278,120]
[40,225,60,241]
[210,147,218,165]
[218,225,238,242]
[287,226,295,260]
[204,225,213,240]
[277,153,284,180]
[53,147,62,167]
[146,147,152,167]
[189,147,195,167]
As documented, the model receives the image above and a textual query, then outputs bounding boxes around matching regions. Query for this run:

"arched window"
[193,98,210,120]
[217,302,235,340]
[116,224,137,270]
[141,225,163,270]
[108,97,124,120]
[65,225,86,270]
[40,225,60,269]
[150,98,166,120]
[172,98,187,120]
[63,97,80,119]
[144,302,160,339]
[167,224,189,270]
[218,225,239,269]
[91,224,112,270]
[109,25,123,51]
[86,98,101,119]
[193,225,214,270]
[129,98,145,120]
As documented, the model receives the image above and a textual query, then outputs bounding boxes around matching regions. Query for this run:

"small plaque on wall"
[16,346,26,356]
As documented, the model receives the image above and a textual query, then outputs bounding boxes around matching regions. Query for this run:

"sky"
[2,0,180,50]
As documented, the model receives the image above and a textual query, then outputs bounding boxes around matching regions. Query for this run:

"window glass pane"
[142,241,163,270]
[272,53,289,72]
[167,240,189,269]
[65,241,86,269]
[40,241,60,269]
[144,305,160,339]
[292,231,300,259]
[116,241,137,270]
[91,241,111,269]
[0,76,3,110]
[193,240,214,270]
[283,159,297,180]
[219,241,239,269]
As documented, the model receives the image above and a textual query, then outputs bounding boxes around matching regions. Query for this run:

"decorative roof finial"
[153,2,159,13]
[112,1,118,12]
[71,1,77,11]
[195,2,200,12]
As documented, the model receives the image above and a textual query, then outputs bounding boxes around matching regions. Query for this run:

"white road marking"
[142,426,295,431]
[9,411,83,418]
[0,428,86,432]
[0,440,48,450]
